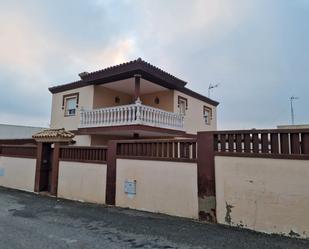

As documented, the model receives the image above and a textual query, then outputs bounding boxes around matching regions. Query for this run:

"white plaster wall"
[73,135,92,146]
[49,86,217,135]
[93,85,133,108]
[0,156,36,192]
[215,156,309,238]
[58,161,107,204]
[173,90,217,134]
[116,159,198,219]
[140,90,174,112]
[50,86,94,131]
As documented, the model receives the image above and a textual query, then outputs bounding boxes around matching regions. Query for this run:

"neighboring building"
[277,124,309,129]
[0,124,45,139]
[49,58,219,145]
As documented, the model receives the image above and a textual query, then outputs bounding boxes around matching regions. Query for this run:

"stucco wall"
[73,135,92,146]
[50,86,94,131]
[116,159,198,218]
[50,84,217,135]
[58,161,107,204]
[215,156,309,238]
[173,90,217,134]
[0,156,36,192]
[140,90,174,112]
[93,86,133,108]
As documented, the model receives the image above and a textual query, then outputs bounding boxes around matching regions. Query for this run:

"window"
[203,106,212,125]
[62,93,79,117]
[179,99,186,115]
[178,96,188,115]
[65,97,77,116]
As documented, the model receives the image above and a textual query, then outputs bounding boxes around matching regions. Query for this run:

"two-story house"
[49,58,219,145]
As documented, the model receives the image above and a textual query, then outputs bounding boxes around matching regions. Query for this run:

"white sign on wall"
[124,180,136,198]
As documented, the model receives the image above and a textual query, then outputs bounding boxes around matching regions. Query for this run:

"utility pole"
[290,96,299,125]
[208,83,220,98]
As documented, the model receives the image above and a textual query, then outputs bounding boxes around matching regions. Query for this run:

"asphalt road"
[0,187,308,249]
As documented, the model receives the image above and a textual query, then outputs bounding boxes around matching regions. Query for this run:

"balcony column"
[134,74,141,103]
[134,74,142,123]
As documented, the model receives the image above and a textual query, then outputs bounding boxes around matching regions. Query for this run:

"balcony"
[80,101,184,131]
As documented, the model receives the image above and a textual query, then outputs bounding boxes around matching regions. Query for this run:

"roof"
[0,124,45,139]
[32,128,74,142]
[49,58,219,106]
[81,58,187,86]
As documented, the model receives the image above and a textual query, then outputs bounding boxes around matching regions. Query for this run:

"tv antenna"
[290,96,299,125]
[208,83,220,98]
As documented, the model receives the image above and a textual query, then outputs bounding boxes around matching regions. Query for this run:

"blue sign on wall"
[0,168,4,176]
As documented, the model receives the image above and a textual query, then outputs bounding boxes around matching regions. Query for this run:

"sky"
[0,0,308,129]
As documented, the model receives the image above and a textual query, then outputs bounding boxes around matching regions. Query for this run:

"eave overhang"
[48,58,219,107]
[49,58,187,94]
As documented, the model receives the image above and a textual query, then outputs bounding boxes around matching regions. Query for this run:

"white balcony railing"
[80,101,184,131]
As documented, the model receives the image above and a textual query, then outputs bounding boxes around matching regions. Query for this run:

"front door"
[38,143,53,192]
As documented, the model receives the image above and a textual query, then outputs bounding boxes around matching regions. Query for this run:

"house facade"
[49,58,219,145]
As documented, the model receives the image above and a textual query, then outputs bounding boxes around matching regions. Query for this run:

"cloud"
[70,38,136,72]
[137,0,254,43]
[0,12,47,74]
[129,0,256,79]
[0,0,308,128]
[0,9,136,80]
[0,3,137,126]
